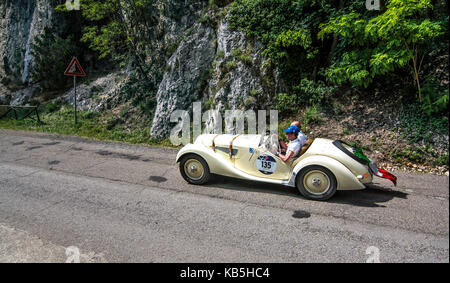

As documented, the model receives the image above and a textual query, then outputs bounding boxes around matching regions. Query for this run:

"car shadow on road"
[330,184,408,207]
[207,174,297,197]
[206,175,408,208]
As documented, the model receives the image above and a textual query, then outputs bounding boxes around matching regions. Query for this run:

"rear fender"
[290,155,365,191]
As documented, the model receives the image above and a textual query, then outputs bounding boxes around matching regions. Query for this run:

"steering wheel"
[269,133,281,155]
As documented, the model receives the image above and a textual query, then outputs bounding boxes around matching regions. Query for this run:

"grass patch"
[393,146,425,164]
[0,105,177,148]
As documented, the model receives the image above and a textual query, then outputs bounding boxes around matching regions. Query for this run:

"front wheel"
[179,154,211,185]
[296,165,337,201]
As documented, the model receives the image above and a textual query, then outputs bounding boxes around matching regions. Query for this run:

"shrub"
[303,105,322,125]
[293,78,336,106]
[231,48,242,57]
[249,89,258,97]
[238,54,252,65]
[276,79,335,116]
[434,153,449,166]
[276,93,298,114]
[42,102,61,114]
[120,72,157,117]
[421,79,449,116]
[226,60,238,70]
[319,0,444,97]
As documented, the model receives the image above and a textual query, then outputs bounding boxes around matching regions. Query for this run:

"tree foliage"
[31,27,80,90]
[318,0,444,97]
[229,0,341,82]
[58,0,160,78]
[230,0,448,116]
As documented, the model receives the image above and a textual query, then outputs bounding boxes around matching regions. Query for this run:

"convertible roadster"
[176,134,397,200]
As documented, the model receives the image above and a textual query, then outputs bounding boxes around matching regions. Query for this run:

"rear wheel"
[296,165,337,200]
[179,154,210,185]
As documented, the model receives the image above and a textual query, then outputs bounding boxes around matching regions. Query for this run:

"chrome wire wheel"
[183,159,204,181]
[302,170,331,195]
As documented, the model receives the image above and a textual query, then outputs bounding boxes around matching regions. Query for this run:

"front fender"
[176,143,237,177]
[176,143,197,163]
[290,155,365,191]
[176,144,219,165]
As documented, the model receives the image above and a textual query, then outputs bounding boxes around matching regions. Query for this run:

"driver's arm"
[277,151,293,162]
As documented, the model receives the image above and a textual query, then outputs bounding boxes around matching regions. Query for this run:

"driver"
[276,125,304,162]
[279,121,308,153]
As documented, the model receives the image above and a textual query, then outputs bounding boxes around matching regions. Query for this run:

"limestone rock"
[60,72,128,112]
[150,23,216,138]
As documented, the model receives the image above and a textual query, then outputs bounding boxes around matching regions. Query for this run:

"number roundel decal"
[256,155,277,175]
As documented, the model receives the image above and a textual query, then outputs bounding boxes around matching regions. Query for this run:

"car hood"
[195,134,262,149]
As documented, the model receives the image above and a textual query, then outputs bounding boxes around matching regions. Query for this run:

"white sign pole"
[64,57,85,126]
[74,76,77,125]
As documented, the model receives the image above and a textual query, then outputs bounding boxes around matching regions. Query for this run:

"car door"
[234,147,291,180]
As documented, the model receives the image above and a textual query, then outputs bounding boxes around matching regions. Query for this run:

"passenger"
[292,121,308,148]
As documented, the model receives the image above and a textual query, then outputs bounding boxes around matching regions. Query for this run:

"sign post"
[64,57,86,125]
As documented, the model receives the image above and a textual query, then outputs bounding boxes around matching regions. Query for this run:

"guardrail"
[0,105,42,124]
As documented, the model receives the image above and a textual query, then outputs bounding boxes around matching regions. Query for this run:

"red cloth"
[378,168,397,186]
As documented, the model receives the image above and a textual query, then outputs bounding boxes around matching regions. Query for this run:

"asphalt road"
[0,129,448,263]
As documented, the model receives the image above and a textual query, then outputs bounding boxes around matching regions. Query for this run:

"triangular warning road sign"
[64,57,86,77]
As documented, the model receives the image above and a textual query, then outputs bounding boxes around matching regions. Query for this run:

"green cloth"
[353,148,370,164]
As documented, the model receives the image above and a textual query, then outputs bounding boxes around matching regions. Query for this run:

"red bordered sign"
[64,57,86,77]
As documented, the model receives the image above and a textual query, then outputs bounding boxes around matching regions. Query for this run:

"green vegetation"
[215,50,225,60]
[2,0,447,170]
[249,89,258,97]
[276,79,334,114]
[319,0,444,100]
[293,78,335,106]
[397,104,449,144]
[226,60,238,70]
[230,0,449,118]
[420,79,449,116]
[0,104,175,147]
[303,105,322,126]
[31,28,81,90]
[120,72,157,117]
[393,146,426,164]
[229,0,324,83]
[276,92,298,114]
[56,0,162,120]
[59,0,159,76]
[434,153,449,167]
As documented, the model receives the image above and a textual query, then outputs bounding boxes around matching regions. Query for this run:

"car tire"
[296,165,337,201]
[179,154,211,185]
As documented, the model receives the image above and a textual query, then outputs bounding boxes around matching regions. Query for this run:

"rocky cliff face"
[150,22,216,138]
[0,0,62,84]
[0,0,66,105]
[0,1,280,138]
[149,12,280,138]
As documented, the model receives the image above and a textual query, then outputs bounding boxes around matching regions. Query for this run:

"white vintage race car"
[176,134,397,200]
